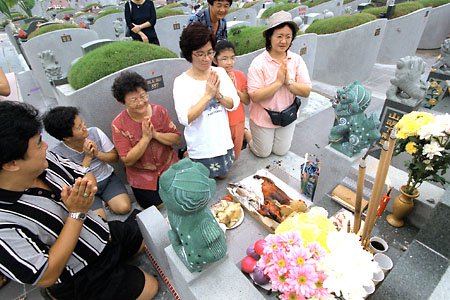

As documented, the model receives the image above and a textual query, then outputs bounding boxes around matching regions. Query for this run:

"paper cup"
[372,267,385,286]
[374,253,393,274]
[363,282,375,299]
[369,236,388,254]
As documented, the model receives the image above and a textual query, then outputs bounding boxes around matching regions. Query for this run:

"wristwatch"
[217,93,224,101]
[69,212,87,221]
[287,79,295,86]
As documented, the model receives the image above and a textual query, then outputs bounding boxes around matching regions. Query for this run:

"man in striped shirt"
[0,101,158,299]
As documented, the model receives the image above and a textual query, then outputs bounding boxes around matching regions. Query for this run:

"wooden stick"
[353,156,366,234]
[361,140,388,246]
[364,130,397,246]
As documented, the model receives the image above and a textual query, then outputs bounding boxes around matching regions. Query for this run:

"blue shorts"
[91,173,128,210]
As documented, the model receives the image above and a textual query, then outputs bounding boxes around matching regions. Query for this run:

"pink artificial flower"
[286,264,319,298]
[268,269,291,292]
[308,241,327,260]
[264,234,283,254]
[279,291,306,300]
[287,245,313,267]
[266,250,289,274]
[280,231,303,249]
[314,271,332,299]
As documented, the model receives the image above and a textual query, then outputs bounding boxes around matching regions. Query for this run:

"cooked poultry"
[257,201,282,223]
[254,175,293,205]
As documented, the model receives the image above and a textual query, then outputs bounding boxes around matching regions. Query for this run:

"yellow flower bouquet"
[394,111,450,194]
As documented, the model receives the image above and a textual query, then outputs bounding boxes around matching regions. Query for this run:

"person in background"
[214,40,250,160]
[247,11,312,158]
[111,71,180,209]
[43,107,132,217]
[0,67,11,97]
[125,0,160,45]
[173,23,239,178]
[189,0,232,42]
[0,101,158,300]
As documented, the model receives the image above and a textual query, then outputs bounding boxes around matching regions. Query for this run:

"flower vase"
[386,185,419,228]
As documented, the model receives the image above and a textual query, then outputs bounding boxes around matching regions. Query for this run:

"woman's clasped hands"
[205,70,221,100]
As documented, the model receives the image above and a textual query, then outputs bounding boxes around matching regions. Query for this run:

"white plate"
[227,206,244,229]
[211,203,245,230]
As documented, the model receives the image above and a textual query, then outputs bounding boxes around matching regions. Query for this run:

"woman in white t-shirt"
[173,22,240,178]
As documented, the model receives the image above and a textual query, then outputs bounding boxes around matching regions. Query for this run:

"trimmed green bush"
[302,0,332,8]
[305,12,376,34]
[228,26,266,55]
[229,7,241,13]
[93,8,122,22]
[59,7,75,13]
[364,1,424,18]
[343,0,354,4]
[261,3,298,18]
[164,3,182,9]
[156,7,184,18]
[83,2,101,10]
[27,24,81,40]
[243,1,260,8]
[68,41,177,90]
[419,0,450,7]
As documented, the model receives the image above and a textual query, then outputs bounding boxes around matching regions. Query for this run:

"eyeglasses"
[127,92,148,105]
[192,50,216,59]
[217,56,236,63]
[274,35,293,41]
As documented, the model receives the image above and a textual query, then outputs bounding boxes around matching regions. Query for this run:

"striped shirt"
[0,151,110,285]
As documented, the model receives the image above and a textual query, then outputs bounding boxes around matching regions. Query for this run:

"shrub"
[261,3,299,18]
[156,7,184,18]
[59,7,75,13]
[302,0,333,8]
[164,3,182,9]
[243,1,260,8]
[228,26,266,55]
[27,24,81,40]
[83,2,101,10]
[419,0,450,7]
[93,8,123,22]
[364,1,424,18]
[305,12,376,34]
[229,7,241,13]
[68,41,177,90]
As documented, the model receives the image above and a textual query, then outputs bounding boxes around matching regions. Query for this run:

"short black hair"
[0,101,42,168]
[207,0,233,6]
[180,22,216,63]
[264,23,297,51]
[214,39,236,57]
[43,106,79,141]
[112,71,148,104]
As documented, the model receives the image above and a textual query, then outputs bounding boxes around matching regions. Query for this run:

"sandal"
[0,274,10,289]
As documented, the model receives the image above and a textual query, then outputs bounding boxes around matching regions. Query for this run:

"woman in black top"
[125,0,160,45]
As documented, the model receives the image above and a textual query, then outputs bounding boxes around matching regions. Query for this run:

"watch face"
[79,213,86,219]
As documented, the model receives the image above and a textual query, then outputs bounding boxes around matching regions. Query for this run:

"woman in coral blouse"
[111,71,180,208]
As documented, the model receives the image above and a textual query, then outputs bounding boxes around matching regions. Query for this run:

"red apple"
[254,239,266,256]
[241,256,257,273]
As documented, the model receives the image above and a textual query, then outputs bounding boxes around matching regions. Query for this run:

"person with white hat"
[247,11,312,158]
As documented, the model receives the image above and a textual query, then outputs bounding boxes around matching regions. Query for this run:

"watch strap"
[69,212,87,221]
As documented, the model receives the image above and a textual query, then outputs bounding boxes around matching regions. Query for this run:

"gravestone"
[21,28,99,98]
[155,15,189,56]
[90,12,126,40]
